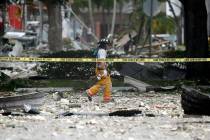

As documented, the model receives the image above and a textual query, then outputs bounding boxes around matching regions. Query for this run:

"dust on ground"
[0,91,210,140]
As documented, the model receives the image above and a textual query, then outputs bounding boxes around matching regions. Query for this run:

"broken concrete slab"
[120,62,186,81]
[163,66,186,80]
[112,87,138,93]
[124,76,150,92]
[15,87,74,93]
[146,86,176,92]
[0,62,39,79]
[0,92,47,110]
[120,63,163,81]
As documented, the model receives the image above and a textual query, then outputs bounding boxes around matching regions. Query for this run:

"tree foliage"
[152,12,176,34]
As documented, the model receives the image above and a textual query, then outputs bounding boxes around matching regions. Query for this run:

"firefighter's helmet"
[97,38,111,49]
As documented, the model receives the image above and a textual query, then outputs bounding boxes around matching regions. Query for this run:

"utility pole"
[143,0,160,56]
[88,0,95,34]
[111,0,117,48]
[148,0,153,57]
[111,0,117,35]
[39,1,43,44]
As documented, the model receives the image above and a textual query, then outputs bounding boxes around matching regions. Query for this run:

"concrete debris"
[146,86,176,92]
[124,76,150,92]
[116,31,137,48]
[57,109,142,118]
[145,113,156,117]
[0,92,47,110]
[8,40,23,57]
[23,104,40,114]
[0,89,210,140]
[52,92,62,101]
[112,87,138,93]
[36,43,49,52]
[68,103,81,108]
[60,99,69,105]
[0,62,39,79]
[1,111,24,116]
[120,62,186,81]
[16,88,73,94]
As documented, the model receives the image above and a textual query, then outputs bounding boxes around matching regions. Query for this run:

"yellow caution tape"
[0,57,210,63]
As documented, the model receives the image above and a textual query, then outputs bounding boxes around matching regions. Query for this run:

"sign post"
[143,0,160,57]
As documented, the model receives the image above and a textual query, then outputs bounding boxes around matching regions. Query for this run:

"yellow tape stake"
[1,57,210,62]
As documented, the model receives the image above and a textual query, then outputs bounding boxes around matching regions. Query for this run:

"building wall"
[79,12,130,37]
[76,2,133,38]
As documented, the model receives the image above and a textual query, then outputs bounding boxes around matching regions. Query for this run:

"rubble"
[23,104,40,114]
[0,89,210,140]
[57,109,142,117]
[0,91,47,110]
[120,62,186,81]
[0,62,39,79]
[146,85,176,92]
[8,40,23,57]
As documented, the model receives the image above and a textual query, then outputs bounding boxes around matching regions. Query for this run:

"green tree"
[152,12,176,34]
[166,0,183,45]
[129,0,176,53]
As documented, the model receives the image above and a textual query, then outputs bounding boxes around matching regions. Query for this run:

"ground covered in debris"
[0,91,210,140]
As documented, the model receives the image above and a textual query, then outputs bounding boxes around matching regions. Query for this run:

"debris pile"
[0,88,210,140]
[0,62,39,79]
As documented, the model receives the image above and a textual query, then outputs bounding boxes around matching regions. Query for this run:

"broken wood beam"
[56,109,142,118]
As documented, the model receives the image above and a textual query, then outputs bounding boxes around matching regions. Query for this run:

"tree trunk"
[46,2,63,52]
[135,0,145,45]
[182,0,209,80]
[206,0,210,36]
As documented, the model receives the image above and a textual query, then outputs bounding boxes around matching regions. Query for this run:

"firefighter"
[86,38,112,103]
